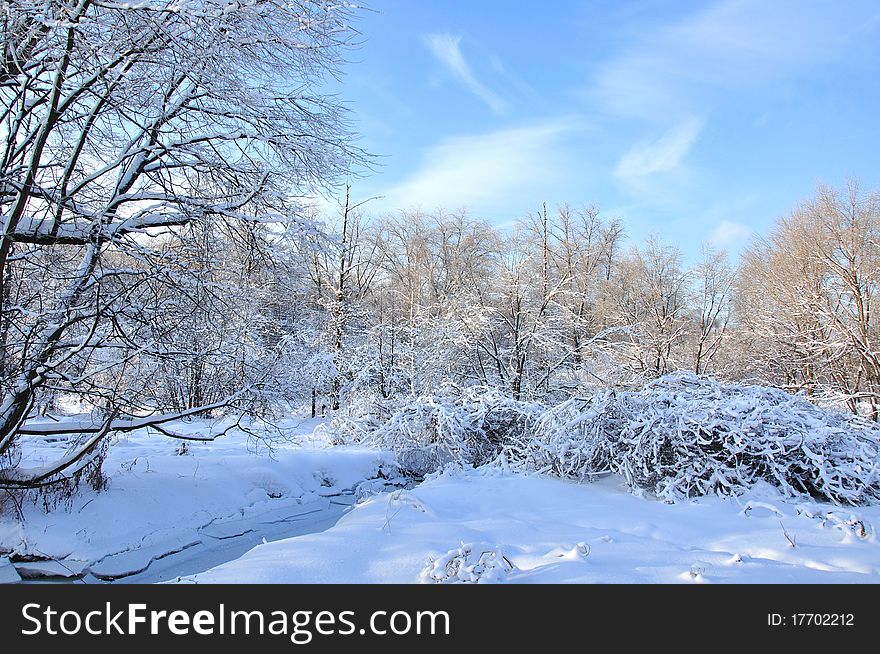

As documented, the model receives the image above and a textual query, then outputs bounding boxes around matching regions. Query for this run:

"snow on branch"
[503,373,880,506]
[335,374,880,505]
[328,385,542,477]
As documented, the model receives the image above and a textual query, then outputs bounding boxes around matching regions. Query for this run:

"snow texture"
[180,468,880,584]
[0,417,400,582]
[0,557,21,584]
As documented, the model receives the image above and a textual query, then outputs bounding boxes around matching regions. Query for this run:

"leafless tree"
[691,246,734,374]
[737,182,880,417]
[0,0,364,488]
[610,237,690,378]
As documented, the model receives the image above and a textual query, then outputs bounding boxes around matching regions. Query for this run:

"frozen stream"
[0,417,401,586]
[11,494,356,584]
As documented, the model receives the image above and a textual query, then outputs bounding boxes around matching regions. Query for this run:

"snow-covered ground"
[180,468,880,584]
[0,417,399,583]
[2,417,880,584]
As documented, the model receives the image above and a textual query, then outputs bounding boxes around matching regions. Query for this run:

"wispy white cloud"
[424,33,509,115]
[615,117,704,180]
[383,119,579,213]
[709,219,753,252]
[589,0,874,121]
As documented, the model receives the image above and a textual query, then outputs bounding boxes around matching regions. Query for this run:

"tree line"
[293,182,880,423]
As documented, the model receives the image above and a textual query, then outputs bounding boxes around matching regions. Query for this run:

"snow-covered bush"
[318,407,386,447]
[315,385,401,446]
[503,373,880,505]
[367,391,474,476]
[329,386,541,476]
[421,543,516,583]
[330,373,880,504]
[501,390,621,480]
[614,374,880,504]
[458,386,543,466]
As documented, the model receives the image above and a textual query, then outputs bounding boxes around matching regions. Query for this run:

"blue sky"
[331,0,880,260]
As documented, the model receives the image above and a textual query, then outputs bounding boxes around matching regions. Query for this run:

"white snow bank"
[178,469,880,584]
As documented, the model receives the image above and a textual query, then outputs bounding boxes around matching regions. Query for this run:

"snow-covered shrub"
[362,390,477,476]
[319,412,381,447]
[610,374,880,504]
[421,543,516,583]
[458,386,543,466]
[330,373,880,504]
[503,373,880,505]
[501,390,622,480]
[315,389,399,446]
[331,385,541,476]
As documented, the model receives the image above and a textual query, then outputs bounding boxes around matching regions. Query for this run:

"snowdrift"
[179,470,880,584]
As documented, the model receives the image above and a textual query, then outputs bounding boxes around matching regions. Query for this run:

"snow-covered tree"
[736,182,880,417]
[690,246,734,375]
[0,0,364,488]
[607,237,690,379]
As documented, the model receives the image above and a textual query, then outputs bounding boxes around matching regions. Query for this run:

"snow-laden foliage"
[501,389,619,480]
[421,543,516,584]
[329,386,541,476]
[333,374,880,504]
[504,373,880,505]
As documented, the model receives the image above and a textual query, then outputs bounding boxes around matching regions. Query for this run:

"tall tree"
[737,182,880,417]
[611,237,689,378]
[691,247,734,375]
[0,0,363,488]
